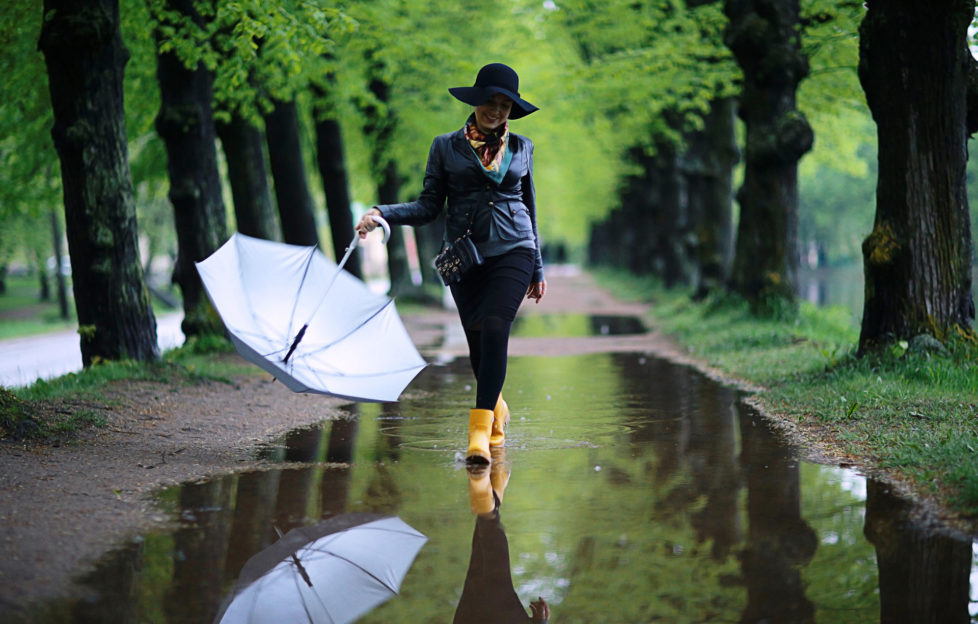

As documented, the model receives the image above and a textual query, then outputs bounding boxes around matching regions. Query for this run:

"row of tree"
[579,0,976,353]
[2,0,975,368]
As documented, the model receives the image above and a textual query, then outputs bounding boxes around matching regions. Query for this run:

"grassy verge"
[597,269,978,519]
[0,334,255,442]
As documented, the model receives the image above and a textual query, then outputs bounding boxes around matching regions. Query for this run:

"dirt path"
[0,268,801,616]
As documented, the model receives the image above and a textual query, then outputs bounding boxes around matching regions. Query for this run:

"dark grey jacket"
[376,127,544,282]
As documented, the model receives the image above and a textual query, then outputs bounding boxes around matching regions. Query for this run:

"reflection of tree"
[688,393,742,560]
[273,427,324,531]
[224,470,281,581]
[737,405,816,624]
[863,480,972,624]
[69,541,142,622]
[165,479,234,623]
[618,354,742,559]
[320,412,360,518]
[363,403,404,514]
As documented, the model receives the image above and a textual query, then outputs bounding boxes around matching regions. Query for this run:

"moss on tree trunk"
[857,0,976,353]
[39,0,159,366]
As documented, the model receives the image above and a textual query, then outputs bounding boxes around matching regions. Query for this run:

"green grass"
[0,273,78,339]
[597,268,978,518]
[0,334,254,442]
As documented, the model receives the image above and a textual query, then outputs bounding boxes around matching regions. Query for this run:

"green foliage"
[548,0,739,151]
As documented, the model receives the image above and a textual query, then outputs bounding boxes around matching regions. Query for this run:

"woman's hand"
[526,280,546,303]
[355,208,383,239]
[530,597,549,622]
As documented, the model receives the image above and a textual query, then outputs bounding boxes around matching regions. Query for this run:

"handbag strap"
[447,208,477,244]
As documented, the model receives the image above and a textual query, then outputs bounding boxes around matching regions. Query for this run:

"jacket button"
[488,201,495,207]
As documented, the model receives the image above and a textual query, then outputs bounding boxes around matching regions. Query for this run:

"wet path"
[31,338,978,623]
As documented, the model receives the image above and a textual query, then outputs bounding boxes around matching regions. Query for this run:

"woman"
[355,62,546,465]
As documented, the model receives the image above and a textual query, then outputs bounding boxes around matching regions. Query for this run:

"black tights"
[450,248,534,412]
[464,315,512,410]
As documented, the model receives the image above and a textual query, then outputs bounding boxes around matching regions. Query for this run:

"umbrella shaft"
[284,324,308,364]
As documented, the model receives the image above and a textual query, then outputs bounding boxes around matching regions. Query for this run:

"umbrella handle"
[371,215,391,245]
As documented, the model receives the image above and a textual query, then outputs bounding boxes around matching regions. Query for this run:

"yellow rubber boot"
[490,448,510,504]
[467,466,495,516]
[466,408,493,465]
[490,395,510,447]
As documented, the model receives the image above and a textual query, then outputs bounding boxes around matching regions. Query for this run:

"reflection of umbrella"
[195,223,426,402]
[215,513,428,624]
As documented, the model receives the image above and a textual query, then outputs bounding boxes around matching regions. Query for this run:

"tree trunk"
[377,161,415,297]
[361,59,421,298]
[724,0,814,314]
[653,139,691,288]
[49,207,70,319]
[857,0,975,352]
[312,104,360,277]
[265,98,319,247]
[864,479,972,623]
[39,0,158,365]
[35,250,50,301]
[415,211,447,304]
[154,0,227,338]
[216,115,279,241]
[685,97,738,299]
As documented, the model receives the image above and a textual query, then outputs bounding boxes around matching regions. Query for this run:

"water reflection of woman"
[456,455,550,623]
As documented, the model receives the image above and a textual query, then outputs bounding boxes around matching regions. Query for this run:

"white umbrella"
[214,513,428,624]
[195,221,426,402]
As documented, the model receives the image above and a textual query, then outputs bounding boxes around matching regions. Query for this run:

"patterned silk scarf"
[464,115,509,173]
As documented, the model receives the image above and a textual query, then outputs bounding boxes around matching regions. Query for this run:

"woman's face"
[474,93,513,133]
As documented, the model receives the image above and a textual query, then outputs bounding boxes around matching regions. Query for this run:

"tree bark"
[265,98,319,247]
[154,0,228,337]
[724,0,814,313]
[685,97,738,299]
[216,115,279,241]
[857,0,975,352]
[312,100,360,277]
[39,0,159,365]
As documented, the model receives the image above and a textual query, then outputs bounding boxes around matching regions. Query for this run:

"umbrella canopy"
[195,230,426,402]
[215,513,428,624]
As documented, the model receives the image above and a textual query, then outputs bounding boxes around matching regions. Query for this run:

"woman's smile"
[474,93,513,133]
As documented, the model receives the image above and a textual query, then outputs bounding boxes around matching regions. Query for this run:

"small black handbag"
[433,211,483,286]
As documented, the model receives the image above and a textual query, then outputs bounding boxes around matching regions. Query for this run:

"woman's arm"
[378,137,449,225]
[523,140,546,302]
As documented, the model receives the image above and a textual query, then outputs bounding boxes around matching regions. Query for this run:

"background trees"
[0,0,974,363]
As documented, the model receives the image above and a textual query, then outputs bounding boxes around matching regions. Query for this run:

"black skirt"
[449,248,534,330]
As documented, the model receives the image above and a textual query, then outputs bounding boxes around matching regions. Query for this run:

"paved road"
[0,313,184,388]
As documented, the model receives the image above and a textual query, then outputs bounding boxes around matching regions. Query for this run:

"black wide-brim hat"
[448,63,538,120]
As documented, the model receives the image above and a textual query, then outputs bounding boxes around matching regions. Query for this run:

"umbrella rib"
[288,299,395,359]
[313,549,401,595]
[285,245,319,353]
[290,562,338,624]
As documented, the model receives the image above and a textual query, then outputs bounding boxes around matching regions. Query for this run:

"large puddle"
[23,345,978,622]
